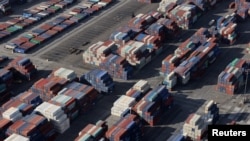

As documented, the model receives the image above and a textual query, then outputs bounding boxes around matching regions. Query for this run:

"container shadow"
[219,113,250,124]
[143,126,175,141]
[142,94,206,141]
[11,69,51,96]
[132,44,178,80]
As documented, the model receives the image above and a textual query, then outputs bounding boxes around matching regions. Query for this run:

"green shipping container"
[50,6,61,11]
[30,39,40,44]
[6,26,19,33]
[14,25,24,30]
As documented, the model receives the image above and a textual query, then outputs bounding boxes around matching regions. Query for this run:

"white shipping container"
[4,133,30,141]
[2,107,22,122]
[113,95,136,108]
[132,80,150,93]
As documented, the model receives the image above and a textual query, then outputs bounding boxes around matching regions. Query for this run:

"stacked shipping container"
[74,120,108,141]
[31,67,77,101]
[216,58,250,95]
[182,100,219,141]
[6,113,57,141]
[182,113,209,141]
[106,114,143,141]
[83,40,134,80]
[132,85,173,126]
[117,40,152,69]
[216,13,238,45]
[111,80,151,118]
[6,57,37,81]
[111,95,136,117]
[56,81,99,117]
[172,37,219,84]
[166,3,198,30]
[161,28,220,89]
[83,40,118,66]
[34,102,70,134]
[83,10,181,80]
[80,69,115,94]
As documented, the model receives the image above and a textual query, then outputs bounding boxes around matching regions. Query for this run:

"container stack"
[83,40,118,66]
[80,69,115,94]
[117,40,151,69]
[127,13,156,31]
[0,117,12,140]
[106,114,143,141]
[146,11,164,21]
[145,23,166,42]
[48,95,78,121]
[205,100,219,124]
[7,57,37,81]
[125,80,151,102]
[156,18,180,39]
[2,107,22,122]
[4,133,29,141]
[14,91,43,107]
[126,80,151,96]
[1,99,34,116]
[161,29,219,89]
[161,28,211,77]
[166,3,198,30]
[182,113,210,141]
[110,27,133,45]
[135,33,163,55]
[52,67,78,82]
[216,13,238,45]
[34,102,70,134]
[6,113,57,141]
[173,37,219,85]
[111,95,136,117]
[99,54,134,80]
[132,85,174,126]
[157,0,178,13]
[58,81,99,116]
[31,76,68,101]
[74,120,108,141]
[216,58,250,95]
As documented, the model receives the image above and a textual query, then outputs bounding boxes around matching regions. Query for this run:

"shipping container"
[6,57,37,81]
[74,120,108,141]
[216,58,250,95]
[106,114,143,141]
[80,69,115,94]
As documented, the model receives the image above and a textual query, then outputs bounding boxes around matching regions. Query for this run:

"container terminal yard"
[0,0,250,141]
